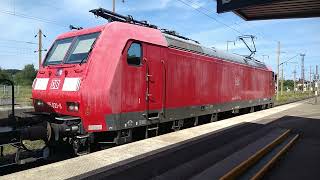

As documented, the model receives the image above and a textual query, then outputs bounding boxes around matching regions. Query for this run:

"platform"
[2,98,319,180]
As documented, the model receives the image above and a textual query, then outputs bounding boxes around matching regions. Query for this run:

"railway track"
[193,128,299,180]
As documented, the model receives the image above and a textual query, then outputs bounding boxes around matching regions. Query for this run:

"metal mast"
[300,53,305,88]
[276,41,280,101]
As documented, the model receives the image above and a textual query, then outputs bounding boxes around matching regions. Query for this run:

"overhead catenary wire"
[36,1,61,10]
[0,44,34,51]
[182,0,280,53]
[0,38,37,45]
[0,49,35,55]
[0,9,67,28]
[175,0,244,35]
[176,0,306,63]
[184,0,278,42]
[175,0,272,58]
[280,54,300,65]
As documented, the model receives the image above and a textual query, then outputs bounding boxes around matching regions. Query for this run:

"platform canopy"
[217,0,320,21]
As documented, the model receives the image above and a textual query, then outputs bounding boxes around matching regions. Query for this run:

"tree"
[0,68,11,80]
[283,80,294,90]
[14,64,37,86]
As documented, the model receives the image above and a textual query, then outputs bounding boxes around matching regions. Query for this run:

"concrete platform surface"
[1,100,308,180]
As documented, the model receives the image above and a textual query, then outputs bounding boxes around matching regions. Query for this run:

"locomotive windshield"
[44,32,100,66]
[65,32,100,64]
[44,38,73,65]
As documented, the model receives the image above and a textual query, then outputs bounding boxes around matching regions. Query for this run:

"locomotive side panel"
[194,57,220,105]
[165,48,222,109]
[164,47,273,120]
[166,49,197,108]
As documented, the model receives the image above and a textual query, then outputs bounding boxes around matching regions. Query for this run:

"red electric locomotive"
[9,8,275,155]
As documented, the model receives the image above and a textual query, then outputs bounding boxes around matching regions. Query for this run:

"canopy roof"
[217,0,320,20]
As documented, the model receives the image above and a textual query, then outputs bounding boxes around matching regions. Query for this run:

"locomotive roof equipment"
[89,8,266,68]
[89,8,200,45]
[90,8,158,29]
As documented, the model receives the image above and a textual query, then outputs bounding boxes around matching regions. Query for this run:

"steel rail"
[220,129,291,180]
[251,134,299,180]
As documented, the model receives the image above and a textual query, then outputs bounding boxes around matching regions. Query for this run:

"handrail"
[143,57,150,119]
[161,60,166,118]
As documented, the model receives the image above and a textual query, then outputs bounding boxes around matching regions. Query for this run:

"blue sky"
[0,0,319,80]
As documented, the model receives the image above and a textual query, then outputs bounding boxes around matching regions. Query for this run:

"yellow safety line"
[251,134,299,180]
[220,129,291,180]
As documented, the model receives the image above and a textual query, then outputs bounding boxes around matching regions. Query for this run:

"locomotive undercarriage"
[0,80,94,167]
[0,113,92,167]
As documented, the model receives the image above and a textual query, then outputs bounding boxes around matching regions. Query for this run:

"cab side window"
[127,42,142,66]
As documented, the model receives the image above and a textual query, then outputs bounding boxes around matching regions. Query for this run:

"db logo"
[235,78,240,86]
[50,79,60,89]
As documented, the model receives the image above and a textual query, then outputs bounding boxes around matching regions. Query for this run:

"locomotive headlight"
[68,104,75,111]
[67,102,79,112]
[74,105,79,112]
[56,68,63,76]
[35,99,44,107]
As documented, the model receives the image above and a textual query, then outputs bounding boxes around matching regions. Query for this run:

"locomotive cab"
[33,30,101,116]
[31,26,106,154]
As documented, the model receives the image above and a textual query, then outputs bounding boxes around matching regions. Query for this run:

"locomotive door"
[122,41,146,115]
[144,44,164,119]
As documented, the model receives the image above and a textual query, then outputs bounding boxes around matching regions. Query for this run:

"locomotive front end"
[31,28,103,154]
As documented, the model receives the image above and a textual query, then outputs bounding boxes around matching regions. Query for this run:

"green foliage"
[15,86,33,105]
[0,65,36,104]
[4,69,20,75]
[276,91,312,105]
[283,80,294,90]
[0,68,11,80]
[14,64,37,86]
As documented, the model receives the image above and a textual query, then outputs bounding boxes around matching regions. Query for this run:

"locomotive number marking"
[47,102,62,109]
[50,79,61,90]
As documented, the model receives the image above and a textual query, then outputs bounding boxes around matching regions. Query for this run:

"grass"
[0,85,32,106]
[275,91,314,105]
[15,86,33,105]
